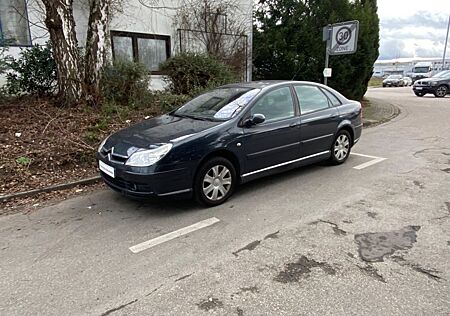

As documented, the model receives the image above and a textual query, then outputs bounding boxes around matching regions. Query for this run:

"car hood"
[384,79,400,82]
[418,78,443,84]
[105,114,222,156]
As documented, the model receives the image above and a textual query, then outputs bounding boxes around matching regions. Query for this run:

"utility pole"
[443,14,450,70]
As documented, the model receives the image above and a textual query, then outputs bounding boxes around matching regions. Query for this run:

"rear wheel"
[434,85,448,98]
[329,130,352,165]
[194,157,237,207]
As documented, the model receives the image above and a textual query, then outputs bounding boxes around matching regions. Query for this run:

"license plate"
[416,87,422,90]
[99,160,115,178]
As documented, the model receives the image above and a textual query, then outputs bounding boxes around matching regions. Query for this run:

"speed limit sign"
[329,21,359,55]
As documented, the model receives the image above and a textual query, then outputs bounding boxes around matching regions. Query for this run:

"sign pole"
[324,47,330,86]
[443,14,450,70]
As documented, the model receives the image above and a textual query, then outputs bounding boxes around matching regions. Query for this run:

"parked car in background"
[411,61,433,82]
[383,75,405,87]
[97,81,362,206]
[413,70,450,98]
[402,77,413,86]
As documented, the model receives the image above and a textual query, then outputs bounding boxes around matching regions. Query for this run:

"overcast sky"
[377,0,450,60]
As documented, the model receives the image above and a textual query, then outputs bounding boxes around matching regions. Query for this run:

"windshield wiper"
[172,113,213,121]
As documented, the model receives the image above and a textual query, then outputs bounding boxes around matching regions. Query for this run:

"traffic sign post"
[322,20,359,85]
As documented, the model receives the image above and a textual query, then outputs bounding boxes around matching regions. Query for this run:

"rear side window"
[294,85,330,114]
[321,88,342,106]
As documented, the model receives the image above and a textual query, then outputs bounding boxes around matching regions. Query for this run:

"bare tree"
[84,0,111,105]
[174,0,249,79]
[41,0,83,105]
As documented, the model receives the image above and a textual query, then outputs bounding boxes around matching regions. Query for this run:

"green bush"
[151,92,190,112]
[5,44,57,96]
[101,59,151,106]
[160,53,237,95]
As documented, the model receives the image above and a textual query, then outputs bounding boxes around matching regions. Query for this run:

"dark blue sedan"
[97,81,362,206]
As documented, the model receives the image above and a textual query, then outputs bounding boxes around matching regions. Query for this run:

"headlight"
[98,137,108,153]
[125,143,173,167]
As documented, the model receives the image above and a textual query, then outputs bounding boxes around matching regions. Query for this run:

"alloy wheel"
[436,86,447,97]
[202,165,232,201]
[333,134,350,161]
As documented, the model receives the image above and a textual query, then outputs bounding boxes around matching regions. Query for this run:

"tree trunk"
[85,0,110,106]
[42,0,83,106]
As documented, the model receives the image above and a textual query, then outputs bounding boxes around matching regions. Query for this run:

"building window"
[111,31,170,74]
[0,0,31,46]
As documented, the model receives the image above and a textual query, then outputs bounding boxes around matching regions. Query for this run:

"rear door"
[294,85,341,158]
[240,86,301,175]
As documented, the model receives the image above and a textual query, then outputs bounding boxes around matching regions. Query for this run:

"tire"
[415,92,424,97]
[194,157,237,207]
[434,85,448,98]
[329,130,352,165]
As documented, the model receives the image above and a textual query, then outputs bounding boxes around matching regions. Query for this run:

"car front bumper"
[97,157,193,199]
[413,86,436,94]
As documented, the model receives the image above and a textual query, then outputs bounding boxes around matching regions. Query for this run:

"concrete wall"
[1,0,253,90]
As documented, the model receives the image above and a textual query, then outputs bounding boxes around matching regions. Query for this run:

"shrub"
[151,92,190,112]
[5,44,57,96]
[0,46,12,75]
[101,59,151,106]
[160,53,237,95]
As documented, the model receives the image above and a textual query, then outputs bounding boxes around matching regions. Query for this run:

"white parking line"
[351,152,387,170]
[129,217,220,254]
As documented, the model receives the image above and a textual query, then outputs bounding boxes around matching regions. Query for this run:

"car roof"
[219,80,350,102]
[221,80,333,89]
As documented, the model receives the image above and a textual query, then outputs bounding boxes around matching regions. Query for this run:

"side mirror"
[244,114,266,127]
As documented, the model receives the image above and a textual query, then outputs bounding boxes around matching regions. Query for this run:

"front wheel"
[434,85,448,98]
[415,92,424,97]
[194,157,237,207]
[329,130,352,165]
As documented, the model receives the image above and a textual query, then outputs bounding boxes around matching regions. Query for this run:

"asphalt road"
[1,87,450,316]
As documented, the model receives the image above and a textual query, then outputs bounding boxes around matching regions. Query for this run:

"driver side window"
[250,87,294,123]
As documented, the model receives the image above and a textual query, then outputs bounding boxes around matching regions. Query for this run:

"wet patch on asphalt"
[100,299,138,316]
[357,264,386,283]
[392,256,442,281]
[239,286,259,294]
[197,297,224,311]
[445,202,450,213]
[264,231,280,240]
[233,240,261,257]
[413,181,425,189]
[236,307,244,315]
[274,256,336,283]
[354,226,421,262]
[175,274,193,282]
[367,211,378,219]
[309,220,347,236]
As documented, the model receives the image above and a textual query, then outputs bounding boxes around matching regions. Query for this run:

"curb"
[0,176,101,203]
[362,100,400,128]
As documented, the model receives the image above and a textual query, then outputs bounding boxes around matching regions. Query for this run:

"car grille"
[416,81,430,87]
[100,147,127,164]
[101,172,153,192]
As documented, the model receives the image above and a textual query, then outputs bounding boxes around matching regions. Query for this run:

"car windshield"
[387,75,402,79]
[433,71,450,79]
[173,88,261,121]
[414,67,430,73]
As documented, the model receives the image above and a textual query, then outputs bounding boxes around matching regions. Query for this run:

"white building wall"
[1,0,253,89]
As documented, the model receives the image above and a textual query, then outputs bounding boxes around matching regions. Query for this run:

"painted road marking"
[351,152,387,170]
[129,217,220,254]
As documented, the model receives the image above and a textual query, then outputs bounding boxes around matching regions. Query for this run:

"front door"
[240,86,301,175]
